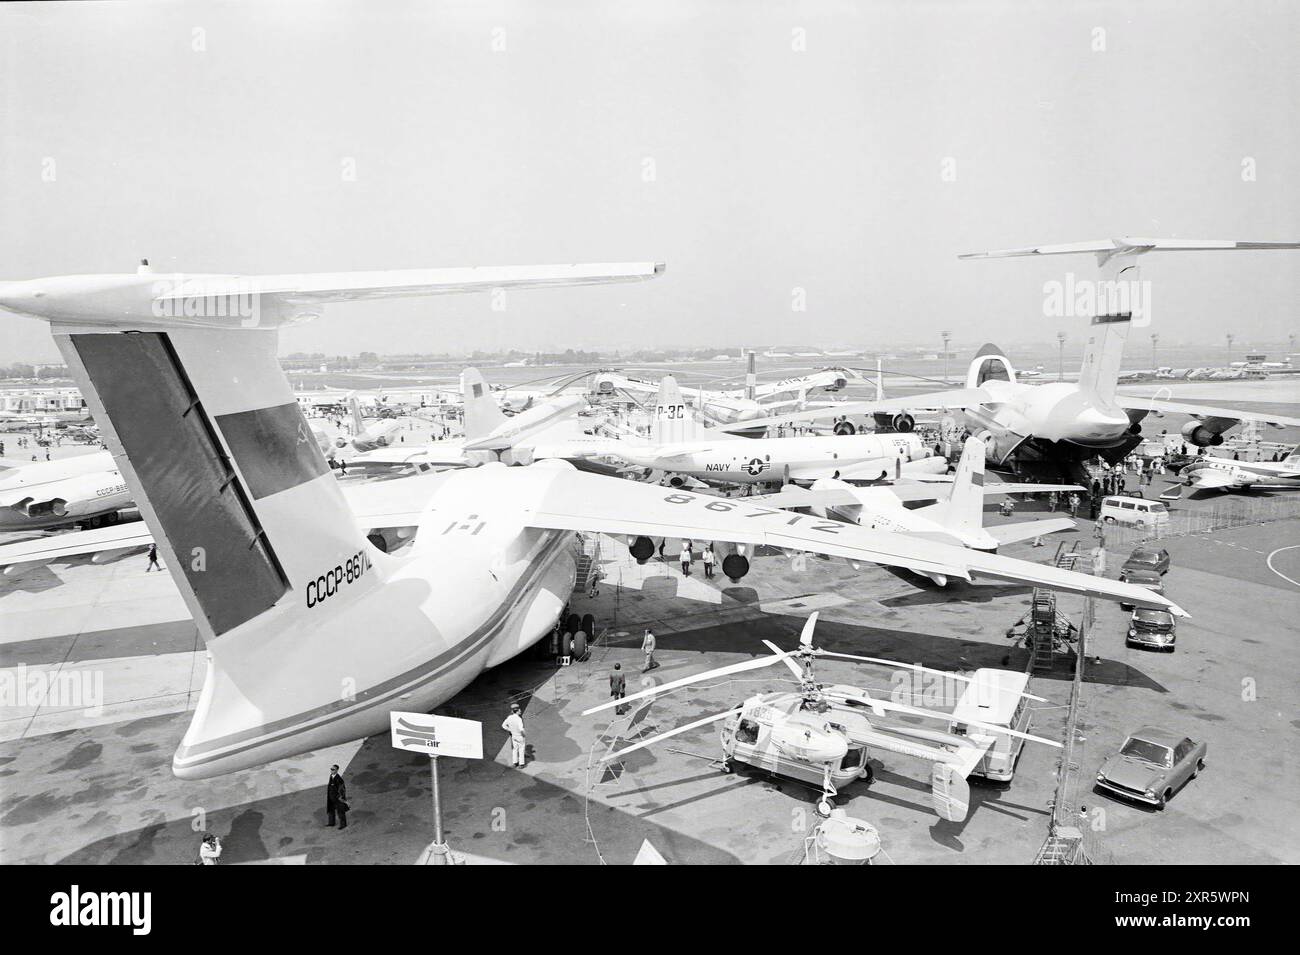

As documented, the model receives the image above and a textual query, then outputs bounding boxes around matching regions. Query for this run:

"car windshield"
[1120,737,1172,766]
[1147,503,1168,513]
[1129,550,1160,564]
[1134,608,1173,625]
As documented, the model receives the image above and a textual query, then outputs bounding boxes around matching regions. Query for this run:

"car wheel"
[1104,516,1116,524]
[1157,788,1172,810]
[1192,758,1205,778]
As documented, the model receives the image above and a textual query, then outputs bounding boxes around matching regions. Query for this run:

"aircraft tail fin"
[928,437,986,538]
[875,358,884,401]
[57,327,389,778]
[652,375,696,445]
[744,351,757,401]
[1077,315,1130,404]
[1282,446,1300,471]
[349,395,366,434]
[460,367,507,440]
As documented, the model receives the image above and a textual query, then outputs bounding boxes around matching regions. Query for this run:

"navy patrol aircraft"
[0,259,1181,779]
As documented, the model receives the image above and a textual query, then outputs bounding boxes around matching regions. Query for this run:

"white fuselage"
[177,462,578,778]
[0,450,132,529]
[621,432,938,484]
[1184,455,1300,490]
[962,379,1132,457]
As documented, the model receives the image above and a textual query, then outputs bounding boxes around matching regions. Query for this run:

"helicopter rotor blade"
[813,652,1047,703]
[603,706,746,762]
[861,696,1061,748]
[761,639,805,680]
[582,651,792,717]
[799,611,819,648]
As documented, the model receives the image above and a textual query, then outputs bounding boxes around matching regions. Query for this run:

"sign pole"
[430,755,450,864]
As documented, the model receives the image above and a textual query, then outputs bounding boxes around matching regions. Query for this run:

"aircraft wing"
[982,483,1083,496]
[1185,468,1240,490]
[523,469,1187,615]
[714,388,991,434]
[985,518,1078,546]
[0,473,449,569]
[153,263,665,307]
[1116,396,1300,428]
[0,523,154,570]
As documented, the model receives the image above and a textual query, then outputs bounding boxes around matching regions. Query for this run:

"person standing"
[145,543,162,572]
[679,540,692,576]
[609,663,627,715]
[198,833,222,865]
[1068,492,1080,518]
[642,628,658,671]
[326,764,349,829]
[1047,490,1058,512]
[502,703,527,767]
[701,543,715,579]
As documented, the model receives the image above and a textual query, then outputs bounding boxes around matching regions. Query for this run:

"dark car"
[1096,727,1206,809]
[1118,568,1164,611]
[1128,608,1176,650]
[1122,545,1170,577]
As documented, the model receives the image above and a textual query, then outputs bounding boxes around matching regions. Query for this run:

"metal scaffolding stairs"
[572,534,602,594]
[1028,544,1082,671]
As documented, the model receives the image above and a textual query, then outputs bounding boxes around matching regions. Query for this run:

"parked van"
[1100,495,1169,529]
[948,669,1032,782]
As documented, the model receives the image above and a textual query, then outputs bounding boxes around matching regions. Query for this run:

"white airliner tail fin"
[349,395,366,434]
[924,437,985,539]
[461,367,507,440]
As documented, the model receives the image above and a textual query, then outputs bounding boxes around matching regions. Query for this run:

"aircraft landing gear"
[816,798,834,818]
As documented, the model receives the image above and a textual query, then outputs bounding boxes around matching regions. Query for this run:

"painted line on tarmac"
[1266,545,1300,588]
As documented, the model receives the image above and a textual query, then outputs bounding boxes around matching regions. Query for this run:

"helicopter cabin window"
[736,718,760,744]
[840,747,865,771]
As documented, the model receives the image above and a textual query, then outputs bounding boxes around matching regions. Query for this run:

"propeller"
[812,651,1047,703]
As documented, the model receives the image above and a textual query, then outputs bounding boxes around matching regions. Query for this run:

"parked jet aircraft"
[339,396,405,453]
[347,367,606,470]
[733,239,1300,477]
[1171,449,1300,493]
[753,438,1078,569]
[614,376,949,486]
[0,450,132,530]
[594,354,858,427]
[0,258,1180,780]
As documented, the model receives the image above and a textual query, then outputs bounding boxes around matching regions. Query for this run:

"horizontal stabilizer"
[985,518,1077,546]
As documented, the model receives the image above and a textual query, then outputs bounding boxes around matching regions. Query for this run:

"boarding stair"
[572,533,602,594]
[1026,544,1084,671]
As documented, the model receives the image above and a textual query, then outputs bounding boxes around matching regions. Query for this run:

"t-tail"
[0,260,662,777]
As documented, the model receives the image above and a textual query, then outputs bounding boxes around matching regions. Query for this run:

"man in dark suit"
[326,764,349,829]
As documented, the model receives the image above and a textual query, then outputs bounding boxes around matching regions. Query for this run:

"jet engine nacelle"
[873,411,915,433]
[833,419,857,436]
[1181,420,1225,448]
[665,473,687,488]
[24,497,69,518]
[716,542,750,582]
[628,535,655,564]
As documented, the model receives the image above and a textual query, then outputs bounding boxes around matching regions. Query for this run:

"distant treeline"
[279,347,741,369]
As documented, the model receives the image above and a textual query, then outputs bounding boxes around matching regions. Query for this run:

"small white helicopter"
[584,613,1059,821]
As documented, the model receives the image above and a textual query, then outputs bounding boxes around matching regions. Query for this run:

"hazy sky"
[2,0,1297,362]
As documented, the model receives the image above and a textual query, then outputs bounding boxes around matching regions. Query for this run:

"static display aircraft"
[614,376,949,486]
[585,613,1056,820]
[0,258,1181,780]
[1172,449,1300,493]
[338,396,405,453]
[754,438,1079,573]
[594,353,858,427]
[348,367,606,470]
[0,450,132,530]
[730,239,1300,477]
